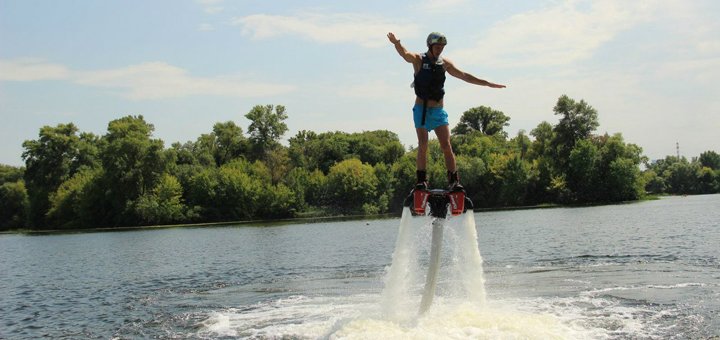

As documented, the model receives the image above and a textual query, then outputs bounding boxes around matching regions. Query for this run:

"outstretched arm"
[387,32,418,63]
[445,58,506,88]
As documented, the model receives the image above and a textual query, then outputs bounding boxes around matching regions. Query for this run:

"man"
[387,32,506,190]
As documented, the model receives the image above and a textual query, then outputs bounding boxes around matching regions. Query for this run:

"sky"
[1,0,718,167]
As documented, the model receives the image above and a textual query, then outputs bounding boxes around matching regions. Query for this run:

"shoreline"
[0,195,668,235]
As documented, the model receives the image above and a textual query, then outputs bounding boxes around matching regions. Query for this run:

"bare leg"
[416,128,429,171]
[434,125,456,172]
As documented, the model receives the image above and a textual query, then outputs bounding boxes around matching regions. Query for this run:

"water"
[1,194,718,339]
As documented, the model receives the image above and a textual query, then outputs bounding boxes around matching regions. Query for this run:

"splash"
[380,207,419,322]
[381,208,487,320]
[197,210,609,339]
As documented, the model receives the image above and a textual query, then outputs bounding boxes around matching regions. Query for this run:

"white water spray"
[380,207,418,322]
[456,212,486,305]
[382,207,487,319]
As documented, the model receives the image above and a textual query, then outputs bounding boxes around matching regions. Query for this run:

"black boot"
[415,170,428,190]
[447,170,464,191]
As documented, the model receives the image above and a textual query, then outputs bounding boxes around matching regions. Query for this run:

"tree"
[496,154,530,206]
[46,167,100,228]
[643,170,666,194]
[664,160,697,194]
[551,95,599,169]
[98,115,170,226]
[606,158,643,201]
[567,139,599,202]
[133,174,188,225]
[527,121,556,203]
[22,123,95,228]
[529,121,555,161]
[245,104,288,160]
[510,130,531,159]
[212,121,248,166]
[699,150,720,170]
[0,180,28,230]
[326,159,378,213]
[0,164,24,185]
[594,133,644,200]
[265,147,291,185]
[348,130,405,166]
[452,106,510,137]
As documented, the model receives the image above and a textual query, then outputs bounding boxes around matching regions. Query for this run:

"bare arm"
[444,58,506,88]
[387,32,419,64]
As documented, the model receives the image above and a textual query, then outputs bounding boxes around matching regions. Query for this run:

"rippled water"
[1,194,718,339]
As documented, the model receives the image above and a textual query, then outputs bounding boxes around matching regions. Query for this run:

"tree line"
[1,96,719,230]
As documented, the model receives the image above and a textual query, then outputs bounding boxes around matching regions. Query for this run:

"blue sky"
[1,0,718,166]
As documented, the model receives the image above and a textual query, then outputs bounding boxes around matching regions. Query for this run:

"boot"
[415,170,428,190]
[447,170,464,192]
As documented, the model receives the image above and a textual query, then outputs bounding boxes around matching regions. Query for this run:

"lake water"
[1,195,718,339]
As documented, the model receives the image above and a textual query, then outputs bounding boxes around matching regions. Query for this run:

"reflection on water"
[1,194,718,339]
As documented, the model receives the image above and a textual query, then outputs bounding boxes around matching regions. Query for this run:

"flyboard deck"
[404,187,474,315]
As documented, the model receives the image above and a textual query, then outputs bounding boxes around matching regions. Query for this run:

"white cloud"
[196,0,223,14]
[233,12,420,48]
[452,1,657,68]
[0,58,70,81]
[74,62,296,100]
[0,58,297,100]
[419,0,469,13]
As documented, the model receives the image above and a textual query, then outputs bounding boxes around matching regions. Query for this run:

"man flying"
[387,31,506,190]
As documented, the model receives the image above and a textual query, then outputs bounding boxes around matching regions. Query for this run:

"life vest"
[413,53,446,101]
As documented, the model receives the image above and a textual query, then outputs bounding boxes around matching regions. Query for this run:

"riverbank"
[0,195,670,235]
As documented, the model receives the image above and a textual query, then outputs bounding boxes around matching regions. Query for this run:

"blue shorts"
[413,104,449,131]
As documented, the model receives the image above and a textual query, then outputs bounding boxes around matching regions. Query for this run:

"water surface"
[1,195,718,339]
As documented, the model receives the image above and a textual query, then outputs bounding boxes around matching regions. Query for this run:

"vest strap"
[421,99,428,126]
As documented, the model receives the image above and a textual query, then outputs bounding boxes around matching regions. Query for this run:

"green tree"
[390,153,418,210]
[452,106,510,137]
[696,166,718,194]
[22,123,96,228]
[606,158,643,201]
[643,170,666,194]
[246,104,288,160]
[212,121,248,166]
[326,159,378,213]
[289,131,350,173]
[0,180,28,230]
[567,139,599,202]
[664,160,697,194]
[551,95,599,170]
[455,154,488,207]
[349,130,405,166]
[265,146,291,185]
[699,150,720,170]
[1,164,25,184]
[46,167,101,228]
[98,115,170,226]
[594,133,644,201]
[496,154,530,206]
[133,174,188,225]
[372,162,393,214]
[510,130,531,160]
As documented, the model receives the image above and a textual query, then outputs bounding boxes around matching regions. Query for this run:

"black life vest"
[413,53,446,101]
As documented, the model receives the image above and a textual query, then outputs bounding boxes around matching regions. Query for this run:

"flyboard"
[403,186,474,315]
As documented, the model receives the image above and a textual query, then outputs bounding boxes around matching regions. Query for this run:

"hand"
[387,32,400,44]
[488,82,506,88]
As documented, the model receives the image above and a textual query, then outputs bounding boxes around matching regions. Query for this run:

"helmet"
[426,32,447,46]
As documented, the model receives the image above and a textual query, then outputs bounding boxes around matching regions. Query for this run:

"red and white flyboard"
[406,187,472,218]
[403,187,474,314]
